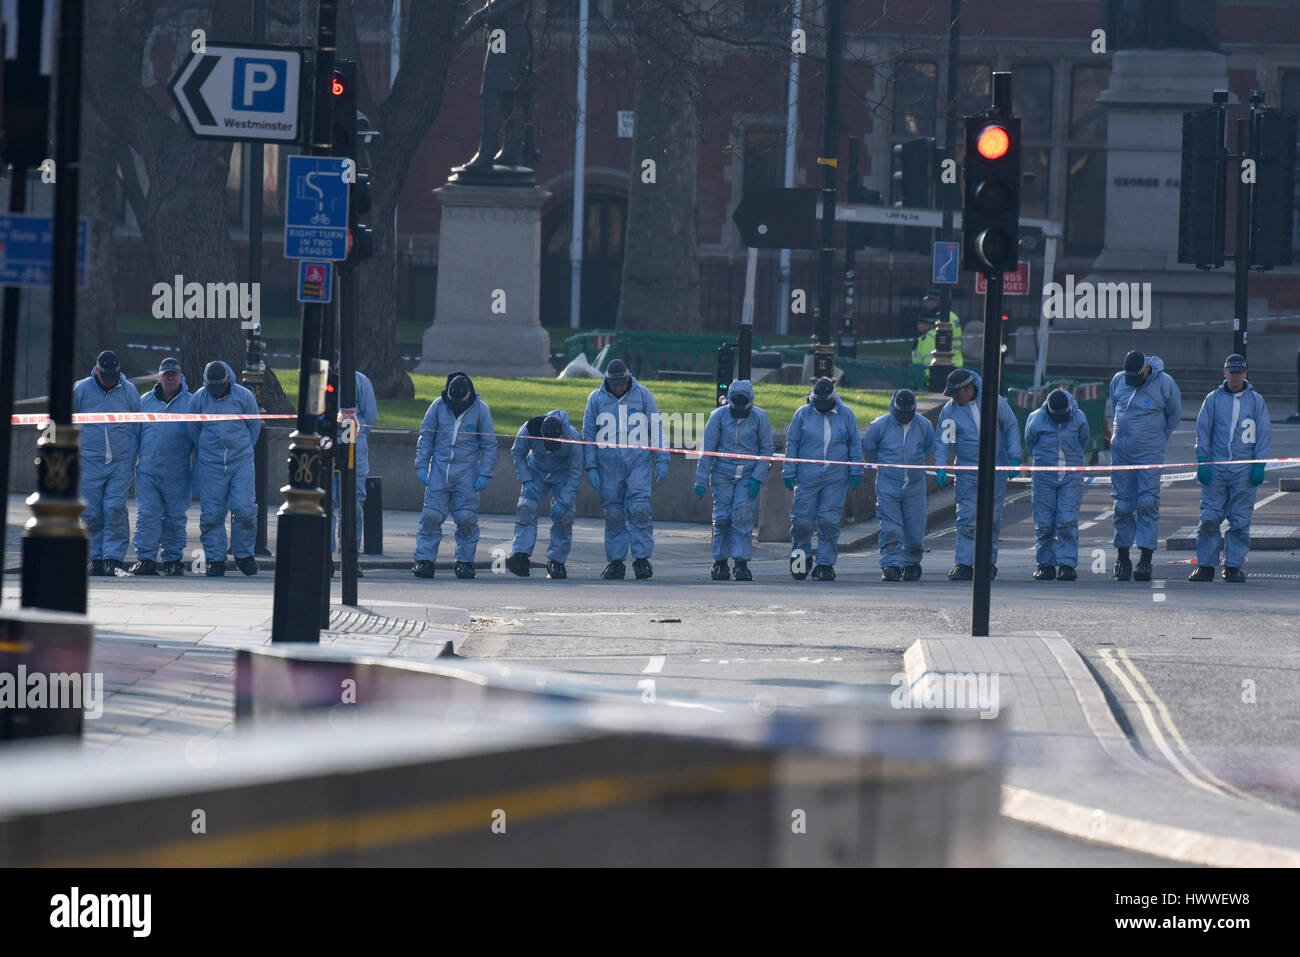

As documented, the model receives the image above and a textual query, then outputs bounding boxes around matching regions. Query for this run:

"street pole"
[777,0,802,336]
[1233,112,1251,359]
[739,245,756,380]
[812,0,841,381]
[22,0,87,614]
[319,288,338,629]
[248,0,271,556]
[931,0,961,392]
[839,137,859,358]
[340,260,358,607]
[0,165,28,594]
[271,0,338,643]
[568,0,588,329]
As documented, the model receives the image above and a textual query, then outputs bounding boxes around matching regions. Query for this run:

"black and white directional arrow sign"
[169,42,303,143]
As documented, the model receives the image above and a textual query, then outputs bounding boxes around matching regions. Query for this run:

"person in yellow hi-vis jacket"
[913,287,963,367]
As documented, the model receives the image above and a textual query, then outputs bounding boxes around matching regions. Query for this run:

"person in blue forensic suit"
[412,371,497,580]
[935,367,1022,581]
[331,369,378,577]
[187,361,262,577]
[694,380,774,582]
[1107,350,1181,582]
[582,359,670,580]
[1190,353,1271,583]
[504,410,584,580]
[131,357,194,576]
[74,350,142,576]
[1024,388,1090,582]
[782,377,864,582]
[863,388,935,582]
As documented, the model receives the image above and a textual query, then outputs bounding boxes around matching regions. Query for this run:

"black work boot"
[1033,564,1056,581]
[710,560,731,581]
[1133,547,1153,582]
[1222,566,1246,583]
[205,561,226,577]
[131,559,158,576]
[1113,548,1132,581]
[632,558,653,579]
[810,564,835,581]
[505,552,531,577]
[601,560,626,580]
[732,560,753,582]
[104,559,131,576]
[546,560,567,579]
[881,566,902,582]
[454,561,476,579]
[87,560,106,576]
[1056,565,1077,581]
[902,564,922,582]
[412,560,435,578]
[947,563,973,581]
[1188,565,1214,582]
[236,556,259,576]
[789,553,808,580]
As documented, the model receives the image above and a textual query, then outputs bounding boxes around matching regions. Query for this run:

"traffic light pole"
[340,259,359,606]
[932,0,962,392]
[23,0,88,614]
[839,138,859,358]
[319,290,338,630]
[1233,113,1252,359]
[248,0,271,557]
[812,0,842,381]
[0,165,28,594]
[971,272,1004,638]
[271,0,338,644]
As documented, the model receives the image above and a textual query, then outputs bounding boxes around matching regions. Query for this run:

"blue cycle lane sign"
[0,215,88,288]
[285,156,350,261]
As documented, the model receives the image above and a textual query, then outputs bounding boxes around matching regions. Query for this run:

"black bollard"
[363,476,383,554]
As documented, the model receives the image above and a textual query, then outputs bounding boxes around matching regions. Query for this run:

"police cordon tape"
[14,414,1297,483]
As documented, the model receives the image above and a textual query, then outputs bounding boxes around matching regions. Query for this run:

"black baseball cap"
[158,357,182,374]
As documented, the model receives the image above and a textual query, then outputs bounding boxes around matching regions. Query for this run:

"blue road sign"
[285,155,350,261]
[0,215,88,288]
[932,241,960,285]
[297,260,334,303]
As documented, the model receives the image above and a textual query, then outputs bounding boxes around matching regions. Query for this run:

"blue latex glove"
[550,501,570,523]
[1249,462,1266,486]
[783,476,796,492]
[848,473,862,490]
[654,460,669,484]
[1196,457,1212,486]
[1009,457,1022,477]
[694,484,706,499]
[587,468,602,492]
[416,466,429,487]
[746,478,761,499]
[522,481,542,502]
[474,475,490,493]
[935,468,949,488]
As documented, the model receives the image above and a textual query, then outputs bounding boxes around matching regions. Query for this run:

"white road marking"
[1254,490,1287,511]
[642,655,666,674]
[1152,593,1167,602]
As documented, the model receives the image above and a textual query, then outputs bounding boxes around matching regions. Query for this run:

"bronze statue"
[452,0,539,186]
[1102,0,1219,52]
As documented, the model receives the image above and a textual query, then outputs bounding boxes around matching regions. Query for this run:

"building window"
[1065,148,1106,255]
[1070,65,1109,142]
[1022,146,1051,220]
[1281,71,1300,250]
[1013,64,1053,139]
[956,62,991,118]
[743,129,785,190]
[892,60,937,137]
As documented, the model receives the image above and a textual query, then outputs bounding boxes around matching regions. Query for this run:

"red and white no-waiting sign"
[976,261,1031,296]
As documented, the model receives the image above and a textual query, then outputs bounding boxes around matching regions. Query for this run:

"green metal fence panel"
[564,331,767,379]
[1006,380,1107,455]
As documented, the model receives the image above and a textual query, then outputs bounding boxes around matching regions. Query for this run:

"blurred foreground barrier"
[0,651,1004,867]
[0,610,95,741]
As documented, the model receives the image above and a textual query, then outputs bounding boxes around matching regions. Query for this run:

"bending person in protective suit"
[132,357,194,576]
[863,388,935,582]
[1024,388,1090,581]
[505,410,583,580]
[412,372,497,579]
[582,359,670,580]
[1107,350,1181,581]
[1191,354,1271,583]
[783,377,864,582]
[694,380,774,582]
[75,350,142,576]
[187,361,262,577]
[331,369,378,577]
[935,367,1021,581]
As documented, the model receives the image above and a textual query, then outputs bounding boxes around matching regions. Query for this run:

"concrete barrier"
[0,659,1004,866]
[0,609,96,740]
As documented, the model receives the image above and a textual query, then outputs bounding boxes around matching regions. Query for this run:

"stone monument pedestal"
[1082,48,1236,331]
[416,184,554,379]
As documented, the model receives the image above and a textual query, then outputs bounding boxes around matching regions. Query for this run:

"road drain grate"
[327,611,429,638]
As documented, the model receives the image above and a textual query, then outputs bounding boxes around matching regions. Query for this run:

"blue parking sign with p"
[233,58,286,112]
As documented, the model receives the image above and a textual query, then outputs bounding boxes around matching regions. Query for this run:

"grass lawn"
[274,371,892,435]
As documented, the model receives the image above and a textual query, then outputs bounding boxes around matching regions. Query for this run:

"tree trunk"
[615,6,701,333]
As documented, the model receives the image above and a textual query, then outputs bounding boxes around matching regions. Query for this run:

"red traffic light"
[332,76,345,96]
[976,124,1011,160]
